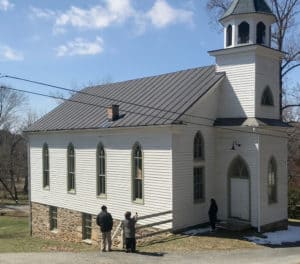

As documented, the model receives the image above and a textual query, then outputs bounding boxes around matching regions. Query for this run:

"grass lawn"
[139,230,261,252]
[0,216,98,253]
[0,215,262,253]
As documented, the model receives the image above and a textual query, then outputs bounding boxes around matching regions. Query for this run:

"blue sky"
[0,0,223,115]
[3,0,295,117]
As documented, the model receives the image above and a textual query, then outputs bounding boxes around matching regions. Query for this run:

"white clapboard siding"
[215,51,256,118]
[172,86,218,230]
[259,135,288,226]
[29,128,173,229]
[255,55,280,119]
[215,130,260,226]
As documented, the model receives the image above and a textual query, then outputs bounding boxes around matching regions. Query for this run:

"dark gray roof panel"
[214,118,290,127]
[221,0,274,20]
[26,66,225,132]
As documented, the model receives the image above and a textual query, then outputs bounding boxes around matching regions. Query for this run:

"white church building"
[26,0,289,243]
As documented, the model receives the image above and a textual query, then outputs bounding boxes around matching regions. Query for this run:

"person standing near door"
[208,198,218,232]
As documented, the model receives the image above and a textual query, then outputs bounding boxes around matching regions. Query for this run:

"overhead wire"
[1,73,290,137]
[2,74,216,122]
[0,84,289,140]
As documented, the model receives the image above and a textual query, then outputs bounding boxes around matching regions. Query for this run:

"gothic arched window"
[261,86,274,106]
[194,132,204,160]
[193,131,205,202]
[257,22,266,44]
[67,143,75,192]
[268,157,277,203]
[43,143,49,188]
[226,24,232,47]
[96,143,106,196]
[132,142,143,202]
[238,21,250,44]
[229,156,249,179]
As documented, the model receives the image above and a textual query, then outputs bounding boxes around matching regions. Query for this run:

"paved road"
[0,247,299,264]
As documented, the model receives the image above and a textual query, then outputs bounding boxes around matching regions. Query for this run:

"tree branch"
[282,104,300,110]
[282,63,300,76]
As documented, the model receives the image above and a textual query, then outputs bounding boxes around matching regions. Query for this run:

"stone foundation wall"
[260,219,288,233]
[31,202,120,245]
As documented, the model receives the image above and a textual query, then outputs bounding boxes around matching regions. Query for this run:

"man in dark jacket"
[96,205,113,252]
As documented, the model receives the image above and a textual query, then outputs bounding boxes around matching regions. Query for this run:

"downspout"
[26,137,32,236]
[255,128,261,233]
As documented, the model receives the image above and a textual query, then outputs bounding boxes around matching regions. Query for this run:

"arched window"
[42,143,49,188]
[257,22,266,44]
[97,143,106,196]
[194,132,204,160]
[268,157,277,203]
[226,24,232,47]
[238,21,250,44]
[132,142,143,202]
[261,86,274,106]
[67,143,75,192]
[193,132,205,202]
[229,156,249,179]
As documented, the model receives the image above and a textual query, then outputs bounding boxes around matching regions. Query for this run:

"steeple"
[221,0,275,21]
[220,0,276,48]
[208,0,284,121]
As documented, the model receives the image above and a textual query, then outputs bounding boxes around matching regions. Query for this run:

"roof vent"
[107,104,119,121]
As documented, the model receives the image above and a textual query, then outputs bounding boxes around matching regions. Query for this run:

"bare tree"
[0,85,27,130]
[50,75,114,106]
[0,130,27,203]
[206,0,300,119]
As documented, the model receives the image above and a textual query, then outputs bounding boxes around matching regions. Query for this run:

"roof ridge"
[85,65,216,91]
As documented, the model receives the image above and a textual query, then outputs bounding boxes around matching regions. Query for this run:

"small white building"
[26,0,289,243]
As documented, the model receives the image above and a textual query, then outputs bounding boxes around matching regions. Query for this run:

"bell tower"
[220,0,276,49]
[209,0,283,120]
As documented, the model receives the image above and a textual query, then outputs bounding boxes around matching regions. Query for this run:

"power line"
[1,85,288,140]
[2,74,216,123]
[1,73,289,139]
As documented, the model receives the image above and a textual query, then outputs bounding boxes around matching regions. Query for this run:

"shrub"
[288,187,300,219]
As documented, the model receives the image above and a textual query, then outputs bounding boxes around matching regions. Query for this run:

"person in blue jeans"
[123,211,138,253]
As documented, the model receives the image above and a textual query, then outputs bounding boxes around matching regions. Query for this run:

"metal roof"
[221,0,274,20]
[214,118,290,127]
[26,65,225,132]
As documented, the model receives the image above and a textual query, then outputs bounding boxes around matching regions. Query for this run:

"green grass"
[0,216,98,253]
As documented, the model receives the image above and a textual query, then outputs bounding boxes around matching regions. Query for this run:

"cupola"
[220,0,276,48]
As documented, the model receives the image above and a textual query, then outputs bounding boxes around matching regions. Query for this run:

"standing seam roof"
[26,65,225,132]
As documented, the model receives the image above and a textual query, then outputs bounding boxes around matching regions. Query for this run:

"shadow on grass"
[133,251,165,257]
[138,234,189,248]
[138,221,300,251]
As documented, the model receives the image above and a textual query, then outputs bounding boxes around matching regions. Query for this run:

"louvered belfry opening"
[107,104,119,121]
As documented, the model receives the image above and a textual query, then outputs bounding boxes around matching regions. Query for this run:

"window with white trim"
[97,143,106,196]
[67,143,75,192]
[268,157,277,203]
[132,142,143,202]
[43,143,49,188]
[193,131,205,202]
